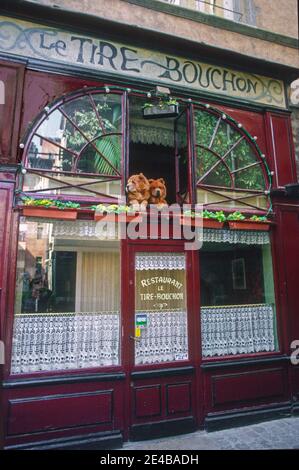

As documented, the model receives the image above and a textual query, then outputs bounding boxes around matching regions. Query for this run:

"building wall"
[254,0,298,37]
[27,0,299,70]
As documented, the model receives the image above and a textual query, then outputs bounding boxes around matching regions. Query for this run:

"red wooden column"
[0,179,16,450]
[274,205,299,404]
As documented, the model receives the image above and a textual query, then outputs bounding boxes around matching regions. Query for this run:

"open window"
[128,95,189,205]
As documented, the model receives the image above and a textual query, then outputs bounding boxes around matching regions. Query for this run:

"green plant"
[93,204,134,214]
[53,200,80,210]
[22,197,53,207]
[64,97,122,176]
[214,211,226,222]
[142,102,154,109]
[142,97,178,110]
[250,215,268,222]
[183,209,226,222]
[21,197,80,210]
[227,211,246,221]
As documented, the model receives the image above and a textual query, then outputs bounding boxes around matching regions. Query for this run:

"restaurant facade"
[0,2,299,449]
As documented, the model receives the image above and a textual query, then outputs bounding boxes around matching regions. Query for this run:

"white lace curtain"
[11,312,120,374]
[135,309,188,365]
[29,219,270,246]
[201,304,276,357]
[202,228,270,245]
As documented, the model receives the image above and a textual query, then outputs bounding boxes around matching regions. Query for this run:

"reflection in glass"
[194,108,269,211]
[26,93,123,178]
[200,241,278,357]
[11,218,120,374]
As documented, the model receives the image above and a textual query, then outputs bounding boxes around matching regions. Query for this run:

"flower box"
[143,104,179,119]
[22,206,78,220]
[228,220,271,231]
[180,216,225,229]
[94,212,143,223]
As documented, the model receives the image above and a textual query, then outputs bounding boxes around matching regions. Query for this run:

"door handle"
[130,335,141,342]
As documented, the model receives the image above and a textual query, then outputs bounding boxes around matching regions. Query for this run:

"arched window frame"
[18,87,126,204]
[192,103,272,213]
[17,85,272,214]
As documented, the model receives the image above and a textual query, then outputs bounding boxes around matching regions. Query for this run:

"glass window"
[23,91,123,201]
[134,252,188,365]
[194,107,269,212]
[11,218,120,374]
[200,239,278,357]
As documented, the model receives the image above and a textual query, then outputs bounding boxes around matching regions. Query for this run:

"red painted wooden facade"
[0,48,298,450]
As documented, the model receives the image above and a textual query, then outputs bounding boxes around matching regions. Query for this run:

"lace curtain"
[11,312,120,374]
[135,309,188,365]
[130,124,174,147]
[135,253,186,270]
[27,219,270,246]
[201,304,276,357]
[202,228,270,245]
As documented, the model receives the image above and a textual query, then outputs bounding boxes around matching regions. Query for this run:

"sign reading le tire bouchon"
[0,16,286,108]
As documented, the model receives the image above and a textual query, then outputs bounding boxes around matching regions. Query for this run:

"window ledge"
[201,354,289,370]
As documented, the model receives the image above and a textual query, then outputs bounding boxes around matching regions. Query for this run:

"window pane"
[234,165,265,190]
[194,107,268,209]
[135,252,188,365]
[11,218,120,374]
[200,241,278,357]
[23,173,121,199]
[196,147,231,187]
[210,120,241,156]
[194,110,219,148]
[77,134,121,175]
[27,93,123,177]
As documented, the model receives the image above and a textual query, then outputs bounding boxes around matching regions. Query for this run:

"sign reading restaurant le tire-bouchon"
[0,16,286,108]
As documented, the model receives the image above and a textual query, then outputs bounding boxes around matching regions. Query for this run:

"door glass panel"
[134,252,188,365]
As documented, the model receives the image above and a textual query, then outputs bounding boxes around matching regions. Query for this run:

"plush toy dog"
[126,173,150,210]
[149,178,168,209]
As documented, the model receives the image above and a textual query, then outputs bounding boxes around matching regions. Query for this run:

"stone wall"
[254,0,298,38]
[23,0,299,70]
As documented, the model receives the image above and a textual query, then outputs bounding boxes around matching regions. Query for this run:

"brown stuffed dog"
[126,173,150,210]
[149,178,168,209]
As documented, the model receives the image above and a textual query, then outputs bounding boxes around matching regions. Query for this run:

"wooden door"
[126,242,200,440]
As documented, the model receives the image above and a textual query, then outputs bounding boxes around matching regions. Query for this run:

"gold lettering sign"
[0,16,286,108]
[136,274,185,311]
